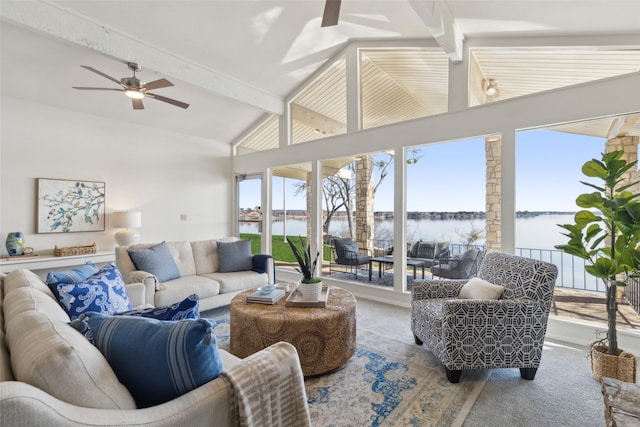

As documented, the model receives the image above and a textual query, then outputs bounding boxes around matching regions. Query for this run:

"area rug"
[203,306,488,427]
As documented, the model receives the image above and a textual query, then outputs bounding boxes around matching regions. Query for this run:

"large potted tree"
[556,150,638,382]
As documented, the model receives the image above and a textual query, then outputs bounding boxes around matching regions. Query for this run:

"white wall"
[0,96,233,256]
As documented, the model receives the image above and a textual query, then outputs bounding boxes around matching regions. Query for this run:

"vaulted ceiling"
[2,1,639,146]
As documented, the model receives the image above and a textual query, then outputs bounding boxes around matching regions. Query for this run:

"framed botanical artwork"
[37,178,106,233]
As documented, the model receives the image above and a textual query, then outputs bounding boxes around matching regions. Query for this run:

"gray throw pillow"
[128,241,181,282]
[416,242,435,259]
[217,239,253,272]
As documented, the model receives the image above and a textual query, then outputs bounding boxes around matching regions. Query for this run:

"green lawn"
[240,233,331,262]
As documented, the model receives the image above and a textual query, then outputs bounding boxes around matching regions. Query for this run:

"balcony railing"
[369,239,640,315]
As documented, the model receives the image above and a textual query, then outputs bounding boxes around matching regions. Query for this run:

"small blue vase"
[6,232,25,256]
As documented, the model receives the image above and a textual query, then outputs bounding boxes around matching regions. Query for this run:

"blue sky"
[241,129,606,212]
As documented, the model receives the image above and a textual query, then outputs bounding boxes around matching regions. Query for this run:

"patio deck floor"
[300,261,640,332]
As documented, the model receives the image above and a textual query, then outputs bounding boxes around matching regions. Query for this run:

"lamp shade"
[113,211,142,247]
[113,211,142,229]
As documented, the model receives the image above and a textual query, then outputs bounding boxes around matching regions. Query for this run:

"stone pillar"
[605,136,640,194]
[485,136,502,252]
[355,156,374,254]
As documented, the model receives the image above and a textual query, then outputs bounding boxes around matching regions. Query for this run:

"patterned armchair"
[411,252,558,383]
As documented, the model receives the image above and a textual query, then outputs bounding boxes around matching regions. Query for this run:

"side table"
[229,286,356,376]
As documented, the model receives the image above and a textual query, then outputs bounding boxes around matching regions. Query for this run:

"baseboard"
[547,316,640,355]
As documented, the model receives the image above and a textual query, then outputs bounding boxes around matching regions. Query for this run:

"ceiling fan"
[72,62,189,110]
[321,0,341,27]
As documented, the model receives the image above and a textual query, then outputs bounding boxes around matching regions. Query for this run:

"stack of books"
[246,288,286,305]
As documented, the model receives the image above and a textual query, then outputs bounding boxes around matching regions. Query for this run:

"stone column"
[355,156,374,254]
[485,136,502,252]
[605,136,640,194]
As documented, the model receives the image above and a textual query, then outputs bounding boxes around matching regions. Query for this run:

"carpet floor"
[203,295,621,426]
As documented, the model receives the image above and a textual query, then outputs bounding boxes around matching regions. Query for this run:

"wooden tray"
[285,285,330,308]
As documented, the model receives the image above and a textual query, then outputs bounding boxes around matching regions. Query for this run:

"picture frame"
[37,178,106,233]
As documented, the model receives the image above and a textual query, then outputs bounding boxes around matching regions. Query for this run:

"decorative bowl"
[257,285,275,295]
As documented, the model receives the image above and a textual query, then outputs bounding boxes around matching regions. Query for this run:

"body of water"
[240,213,575,251]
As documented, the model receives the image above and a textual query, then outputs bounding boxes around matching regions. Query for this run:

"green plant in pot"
[287,236,323,300]
[555,150,639,382]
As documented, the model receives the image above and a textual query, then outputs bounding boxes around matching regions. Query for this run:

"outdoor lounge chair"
[431,248,485,279]
[330,237,372,279]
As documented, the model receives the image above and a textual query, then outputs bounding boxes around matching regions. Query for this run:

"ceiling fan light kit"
[72,62,189,110]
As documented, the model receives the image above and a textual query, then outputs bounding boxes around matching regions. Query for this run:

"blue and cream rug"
[203,307,488,427]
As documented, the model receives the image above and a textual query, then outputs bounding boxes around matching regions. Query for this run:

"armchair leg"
[519,368,537,380]
[414,335,423,345]
[445,367,462,383]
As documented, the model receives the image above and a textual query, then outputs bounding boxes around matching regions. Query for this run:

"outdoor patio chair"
[330,237,372,279]
[430,248,484,279]
[411,251,558,383]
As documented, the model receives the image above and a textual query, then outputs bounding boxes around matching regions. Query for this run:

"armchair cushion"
[128,241,181,282]
[416,242,435,259]
[459,277,504,300]
[70,312,223,408]
[217,239,253,273]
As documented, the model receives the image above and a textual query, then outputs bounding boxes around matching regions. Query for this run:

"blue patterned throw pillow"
[117,294,200,320]
[45,261,100,298]
[128,241,181,282]
[56,263,132,320]
[69,312,223,408]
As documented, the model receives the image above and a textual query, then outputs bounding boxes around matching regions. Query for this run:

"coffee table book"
[246,288,286,305]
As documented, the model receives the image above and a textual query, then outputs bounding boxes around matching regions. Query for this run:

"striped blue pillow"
[46,261,100,297]
[70,312,223,408]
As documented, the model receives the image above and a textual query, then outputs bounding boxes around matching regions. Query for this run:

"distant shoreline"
[241,210,577,221]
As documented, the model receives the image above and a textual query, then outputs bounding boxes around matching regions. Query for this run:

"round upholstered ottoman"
[229,287,356,376]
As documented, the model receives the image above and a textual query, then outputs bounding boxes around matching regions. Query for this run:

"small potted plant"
[556,150,639,382]
[287,235,323,300]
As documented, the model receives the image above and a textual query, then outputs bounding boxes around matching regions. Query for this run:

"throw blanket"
[221,342,310,427]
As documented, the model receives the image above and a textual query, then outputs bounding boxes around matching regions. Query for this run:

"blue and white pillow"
[128,241,181,282]
[117,294,200,321]
[46,261,100,298]
[69,312,223,408]
[56,263,132,320]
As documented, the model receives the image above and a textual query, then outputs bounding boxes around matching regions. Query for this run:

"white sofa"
[0,269,310,427]
[116,238,275,311]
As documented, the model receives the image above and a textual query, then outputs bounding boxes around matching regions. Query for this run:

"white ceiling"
[2,0,640,145]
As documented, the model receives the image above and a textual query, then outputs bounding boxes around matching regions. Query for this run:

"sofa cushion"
[4,269,54,298]
[165,241,197,277]
[5,309,136,409]
[128,241,181,282]
[0,329,12,381]
[56,263,132,320]
[191,239,220,274]
[118,294,200,321]
[70,312,224,408]
[202,270,267,294]
[459,277,504,300]
[3,286,69,325]
[154,276,220,307]
[217,239,253,273]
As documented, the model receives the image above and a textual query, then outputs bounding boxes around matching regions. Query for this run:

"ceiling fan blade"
[321,0,341,27]
[143,78,174,91]
[80,66,123,86]
[72,87,124,91]
[132,98,145,110]
[146,92,190,109]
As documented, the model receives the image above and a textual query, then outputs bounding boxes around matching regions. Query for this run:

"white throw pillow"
[459,277,504,300]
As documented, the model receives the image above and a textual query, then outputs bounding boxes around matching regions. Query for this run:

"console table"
[0,252,115,276]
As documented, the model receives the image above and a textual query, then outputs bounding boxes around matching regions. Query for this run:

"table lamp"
[113,211,142,246]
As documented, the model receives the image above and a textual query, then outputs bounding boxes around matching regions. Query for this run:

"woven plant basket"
[590,341,637,383]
